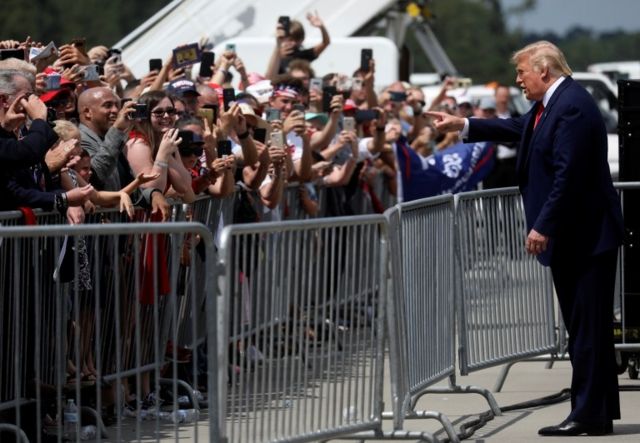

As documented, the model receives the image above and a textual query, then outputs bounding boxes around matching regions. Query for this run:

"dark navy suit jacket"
[467,77,623,265]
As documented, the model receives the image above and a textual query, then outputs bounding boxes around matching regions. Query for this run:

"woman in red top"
[125,90,195,203]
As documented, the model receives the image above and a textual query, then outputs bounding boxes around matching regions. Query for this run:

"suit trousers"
[550,247,620,424]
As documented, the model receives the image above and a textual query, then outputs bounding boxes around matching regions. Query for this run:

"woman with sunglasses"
[125,90,195,203]
[176,117,235,197]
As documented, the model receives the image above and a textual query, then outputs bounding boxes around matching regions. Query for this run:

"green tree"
[1,0,171,48]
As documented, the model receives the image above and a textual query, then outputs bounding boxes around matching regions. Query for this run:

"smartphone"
[61,38,86,69]
[83,64,100,81]
[224,43,236,53]
[222,88,235,111]
[172,42,201,68]
[177,130,195,147]
[360,48,373,72]
[266,108,281,122]
[269,131,284,148]
[131,103,149,120]
[0,48,25,60]
[149,58,163,72]
[107,47,121,56]
[121,98,132,106]
[343,116,356,132]
[454,77,472,89]
[253,127,267,144]
[310,78,322,92]
[70,37,86,49]
[217,139,232,157]
[354,109,380,123]
[389,91,408,102]
[44,73,61,91]
[322,85,337,113]
[197,108,214,126]
[197,104,217,126]
[278,16,291,35]
[293,103,306,114]
[199,52,215,77]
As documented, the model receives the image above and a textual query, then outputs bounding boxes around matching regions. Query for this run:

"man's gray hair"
[0,69,36,96]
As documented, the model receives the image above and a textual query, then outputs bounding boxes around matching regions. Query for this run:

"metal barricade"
[455,188,557,375]
[378,197,459,442]
[0,221,220,442]
[218,215,388,443]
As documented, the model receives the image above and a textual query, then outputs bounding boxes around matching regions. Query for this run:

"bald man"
[78,87,134,190]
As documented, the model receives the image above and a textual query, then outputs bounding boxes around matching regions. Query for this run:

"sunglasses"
[151,107,177,117]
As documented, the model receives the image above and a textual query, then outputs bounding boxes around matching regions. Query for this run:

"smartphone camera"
[217,139,232,157]
[266,108,281,122]
[149,58,163,72]
[45,74,61,91]
[131,103,149,120]
[222,88,235,111]
[278,16,291,36]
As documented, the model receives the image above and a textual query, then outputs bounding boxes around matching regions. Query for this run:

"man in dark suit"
[427,41,623,436]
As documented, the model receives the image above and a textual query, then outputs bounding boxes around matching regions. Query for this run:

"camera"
[222,88,235,111]
[148,58,163,72]
[217,139,232,157]
[360,48,373,72]
[44,73,61,91]
[266,108,281,122]
[130,103,149,120]
[343,116,356,132]
[278,16,291,35]
[322,86,337,113]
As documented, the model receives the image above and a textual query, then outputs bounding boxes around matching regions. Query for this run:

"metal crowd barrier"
[0,220,220,442]
[489,182,640,391]
[217,215,388,443]
[379,197,459,442]
[455,188,557,377]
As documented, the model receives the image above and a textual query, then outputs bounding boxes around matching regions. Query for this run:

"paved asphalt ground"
[373,358,640,442]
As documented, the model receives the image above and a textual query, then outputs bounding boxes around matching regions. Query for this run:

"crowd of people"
[0,13,523,225]
[0,13,526,439]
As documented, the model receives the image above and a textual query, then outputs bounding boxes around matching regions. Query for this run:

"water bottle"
[64,399,79,437]
[79,425,97,440]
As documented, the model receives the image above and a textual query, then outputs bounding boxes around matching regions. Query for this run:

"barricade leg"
[423,376,502,417]
[0,424,29,443]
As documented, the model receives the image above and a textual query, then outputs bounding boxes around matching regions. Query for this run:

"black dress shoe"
[538,420,612,436]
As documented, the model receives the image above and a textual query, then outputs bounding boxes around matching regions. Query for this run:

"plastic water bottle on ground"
[64,399,79,438]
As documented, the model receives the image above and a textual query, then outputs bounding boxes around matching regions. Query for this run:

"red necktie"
[534,102,544,129]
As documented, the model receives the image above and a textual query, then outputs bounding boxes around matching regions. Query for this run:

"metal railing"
[217,215,388,443]
[455,187,557,375]
[4,180,633,441]
[0,221,219,442]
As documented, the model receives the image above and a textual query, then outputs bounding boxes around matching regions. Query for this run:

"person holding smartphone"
[125,90,195,203]
[265,11,331,79]
[267,75,312,182]
[175,116,236,197]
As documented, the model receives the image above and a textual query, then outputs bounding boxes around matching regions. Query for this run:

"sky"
[500,0,640,35]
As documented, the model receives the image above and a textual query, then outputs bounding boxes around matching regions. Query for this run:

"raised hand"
[306,11,324,28]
